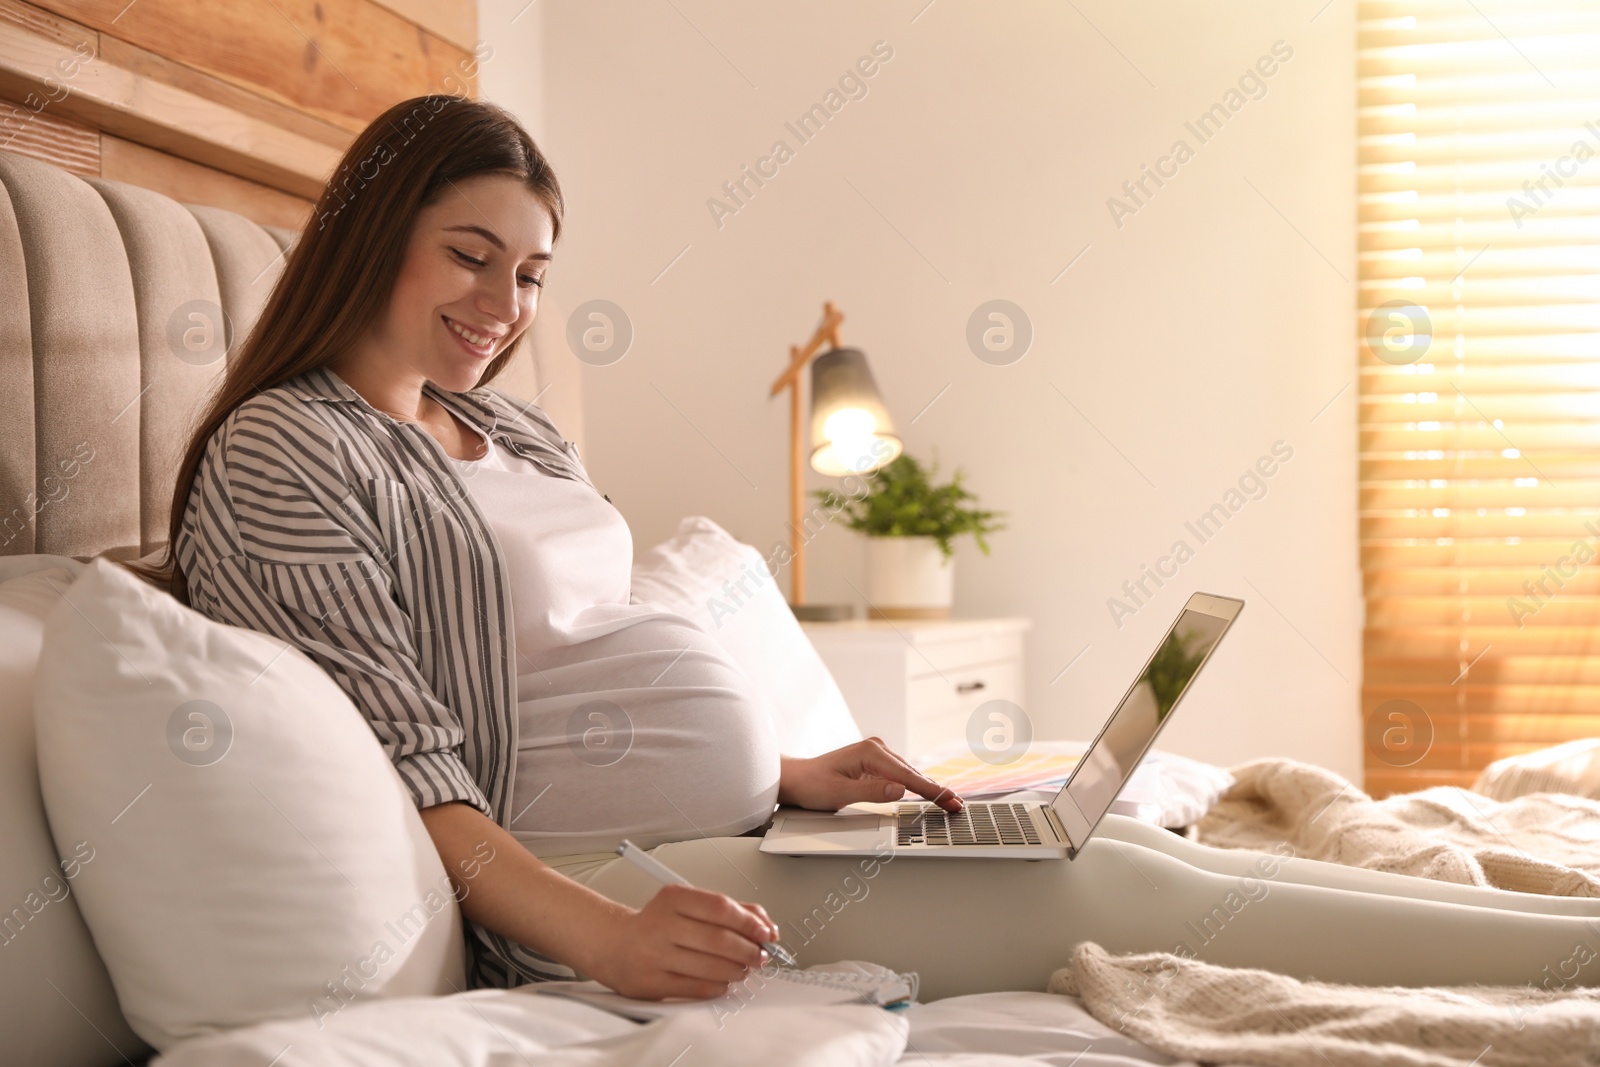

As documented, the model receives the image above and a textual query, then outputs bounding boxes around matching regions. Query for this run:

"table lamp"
[768,301,903,621]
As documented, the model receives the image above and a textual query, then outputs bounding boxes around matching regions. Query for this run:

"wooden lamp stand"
[769,301,856,621]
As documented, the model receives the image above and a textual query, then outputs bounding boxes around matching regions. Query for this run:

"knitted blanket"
[1044,760,1600,1065]
[1194,758,1600,897]
[1049,942,1600,1067]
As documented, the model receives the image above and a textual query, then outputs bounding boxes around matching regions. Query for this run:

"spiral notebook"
[533,964,918,1022]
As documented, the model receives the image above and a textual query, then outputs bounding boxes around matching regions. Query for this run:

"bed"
[7,145,1600,1067]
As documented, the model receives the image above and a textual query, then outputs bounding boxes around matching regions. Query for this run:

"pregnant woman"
[130,94,1600,1004]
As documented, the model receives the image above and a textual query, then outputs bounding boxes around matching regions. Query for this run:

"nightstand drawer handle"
[956,680,986,693]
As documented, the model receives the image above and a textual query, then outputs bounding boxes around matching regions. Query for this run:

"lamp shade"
[808,347,902,476]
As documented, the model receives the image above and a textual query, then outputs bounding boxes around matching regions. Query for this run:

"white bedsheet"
[150,973,1190,1066]
[902,992,1186,1065]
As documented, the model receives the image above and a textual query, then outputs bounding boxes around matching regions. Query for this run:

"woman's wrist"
[525,866,636,980]
[416,800,637,979]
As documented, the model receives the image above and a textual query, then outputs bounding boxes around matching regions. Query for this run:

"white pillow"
[1129,749,1237,828]
[631,516,863,757]
[1474,738,1600,801]
[32,558,466,1051]
[0,556,152,1067]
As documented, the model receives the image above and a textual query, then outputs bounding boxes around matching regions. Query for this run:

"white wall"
[477,0,543,139]
[478,0,1362,779]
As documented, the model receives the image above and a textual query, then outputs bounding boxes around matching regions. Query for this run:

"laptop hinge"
[1041,804,1072,850]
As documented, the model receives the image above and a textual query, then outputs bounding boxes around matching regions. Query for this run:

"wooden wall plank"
[0,91,97,173]
[368,0,475,54]
[98,34,357,144]
[0,17,341,195]
[100,133,312,231]
[33,0,479,128]
[0,0,92,49]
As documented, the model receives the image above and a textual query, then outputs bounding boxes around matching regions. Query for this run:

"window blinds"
[1358,0,1600,796]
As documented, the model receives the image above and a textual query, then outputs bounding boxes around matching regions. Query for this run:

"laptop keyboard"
[895,802,1042,847]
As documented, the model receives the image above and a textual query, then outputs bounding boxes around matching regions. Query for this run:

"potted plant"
[812,451,1007,618]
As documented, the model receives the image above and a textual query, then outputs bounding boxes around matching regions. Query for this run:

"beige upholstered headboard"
[0,148,583,563]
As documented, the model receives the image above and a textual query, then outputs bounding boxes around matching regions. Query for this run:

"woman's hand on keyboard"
[588,883,779,1000]
[777,738,964,813]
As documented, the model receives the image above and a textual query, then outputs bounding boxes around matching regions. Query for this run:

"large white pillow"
[32,558,466,1051]
[631,516,863,758]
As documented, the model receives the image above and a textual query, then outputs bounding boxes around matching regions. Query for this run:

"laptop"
[761,592,1244,860]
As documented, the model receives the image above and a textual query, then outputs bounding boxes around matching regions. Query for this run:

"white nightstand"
[798,616,1032,759]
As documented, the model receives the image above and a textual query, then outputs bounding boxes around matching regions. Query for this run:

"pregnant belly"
[507,608,782,858]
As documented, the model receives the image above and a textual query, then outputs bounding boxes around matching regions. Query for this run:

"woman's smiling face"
[377,172,555,394]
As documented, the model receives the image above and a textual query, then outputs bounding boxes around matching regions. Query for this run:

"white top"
[449,427,781,858]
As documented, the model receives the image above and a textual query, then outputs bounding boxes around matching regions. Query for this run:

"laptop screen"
[1050,595,1241,849]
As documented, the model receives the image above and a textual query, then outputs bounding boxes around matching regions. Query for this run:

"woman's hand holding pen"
[777,737,964,813]
[586,884,779,1001]
[417,803,777,1004]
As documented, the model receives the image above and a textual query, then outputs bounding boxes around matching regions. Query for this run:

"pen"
[615,839,798,968]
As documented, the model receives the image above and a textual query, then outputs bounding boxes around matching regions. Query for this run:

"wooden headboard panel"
[0,146,580,561]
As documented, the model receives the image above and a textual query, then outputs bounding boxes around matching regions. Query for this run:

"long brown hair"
[122,94,564,605]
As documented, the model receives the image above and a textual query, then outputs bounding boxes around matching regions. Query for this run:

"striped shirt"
[174,363,601,988]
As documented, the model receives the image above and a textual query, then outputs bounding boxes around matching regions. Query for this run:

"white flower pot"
[864,535,953,619]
